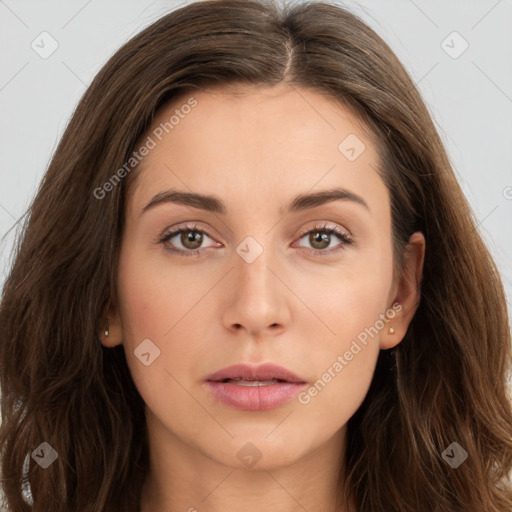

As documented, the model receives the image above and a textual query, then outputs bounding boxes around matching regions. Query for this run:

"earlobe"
[380,304,405,350]
[380,231,425,350]
[99,306,123,348]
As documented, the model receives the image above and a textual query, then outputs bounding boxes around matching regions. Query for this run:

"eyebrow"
[140,186,369,217]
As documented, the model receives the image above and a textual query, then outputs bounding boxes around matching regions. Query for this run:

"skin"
[100,82,425,512]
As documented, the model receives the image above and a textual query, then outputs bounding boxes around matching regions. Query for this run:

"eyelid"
[160,221,352,242]
[296,222,352,241]
[159,221,219,242]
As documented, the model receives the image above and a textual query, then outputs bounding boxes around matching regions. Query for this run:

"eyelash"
[158,222,353,258]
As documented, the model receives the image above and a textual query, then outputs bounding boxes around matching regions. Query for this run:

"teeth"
[226,378,281,386]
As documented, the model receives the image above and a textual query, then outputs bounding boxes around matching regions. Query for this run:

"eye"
[294,223,353,256]
[159,223,219,257]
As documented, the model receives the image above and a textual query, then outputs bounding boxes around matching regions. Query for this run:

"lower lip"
[205,381,307,411]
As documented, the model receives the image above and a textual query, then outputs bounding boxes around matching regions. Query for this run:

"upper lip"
[205,363,306,383]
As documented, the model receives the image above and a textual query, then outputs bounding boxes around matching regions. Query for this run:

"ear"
[99,301,123,348]
[380,231,425,350]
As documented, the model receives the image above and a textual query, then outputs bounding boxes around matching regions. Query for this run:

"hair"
[1,0,511,510]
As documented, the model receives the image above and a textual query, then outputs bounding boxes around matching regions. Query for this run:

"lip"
[205,363,306,383]
[204,363,307,411]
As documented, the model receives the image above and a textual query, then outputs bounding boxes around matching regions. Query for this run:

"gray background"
[1,0,511,318]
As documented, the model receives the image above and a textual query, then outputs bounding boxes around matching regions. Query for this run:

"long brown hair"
[1,0,511,510]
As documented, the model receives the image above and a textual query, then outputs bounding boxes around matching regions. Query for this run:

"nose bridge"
[222,231,287,334]
[234,233,275,300]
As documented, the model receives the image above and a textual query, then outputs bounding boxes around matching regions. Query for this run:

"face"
[103,83,423,472]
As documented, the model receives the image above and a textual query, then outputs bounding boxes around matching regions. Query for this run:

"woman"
[1,0,511,510]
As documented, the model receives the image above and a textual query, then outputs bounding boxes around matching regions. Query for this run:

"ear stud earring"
[104,320,109,337]
[388,327,395,334]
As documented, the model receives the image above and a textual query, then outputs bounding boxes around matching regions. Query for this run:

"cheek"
[116,242,199,340]
[293,247,393,418]
[115,244,210,399]
[299,244,393,344]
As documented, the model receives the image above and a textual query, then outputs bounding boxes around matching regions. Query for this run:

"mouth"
[204,363,307,411]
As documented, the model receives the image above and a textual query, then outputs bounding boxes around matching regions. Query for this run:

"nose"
[221,244,290,338]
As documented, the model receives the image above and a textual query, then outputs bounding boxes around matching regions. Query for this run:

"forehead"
[127,83,384,214]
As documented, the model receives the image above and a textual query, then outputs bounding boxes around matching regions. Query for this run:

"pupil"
[311,231,329,249]
[183,230,202,249]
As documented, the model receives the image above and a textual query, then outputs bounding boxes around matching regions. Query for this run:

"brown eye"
[159,224,218,257]
[308,231,331,250]
[178,230,203,250]
[296,224,353,256]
